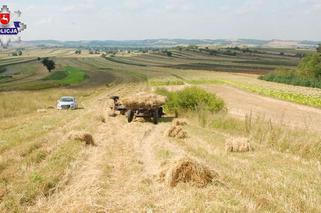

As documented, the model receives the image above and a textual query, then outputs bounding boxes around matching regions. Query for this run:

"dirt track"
[203,84,321,132]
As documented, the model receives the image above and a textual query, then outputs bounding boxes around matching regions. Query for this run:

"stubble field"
[0,47,321,212]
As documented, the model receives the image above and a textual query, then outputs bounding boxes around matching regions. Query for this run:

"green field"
[43,66,88,85]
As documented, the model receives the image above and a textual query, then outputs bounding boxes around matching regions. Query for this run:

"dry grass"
[97,115,106,123]
[36,109,47,113]
[166,119,188,139]
[108,111,117,117]
[68,131,95,146]
[166,126,188,139]
[0,88,91,119]
[172,118,188,126]
[225,137,252,152]
[2,49,321,212]
[159,157,217,188]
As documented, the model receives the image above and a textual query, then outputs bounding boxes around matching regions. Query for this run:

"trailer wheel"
[153,110,159,124]
[158,107,164,118]
[127,110,134,123]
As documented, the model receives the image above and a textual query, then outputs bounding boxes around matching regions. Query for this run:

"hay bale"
[68,131,95,146]
[122,92,167,109]
[159,157,217,188]
[225,137,252,152]
[172,119,188,127]
[166,126,188,139]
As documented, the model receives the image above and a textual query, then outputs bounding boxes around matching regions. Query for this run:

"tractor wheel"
[127,110,134,123]
[153,110,159,124]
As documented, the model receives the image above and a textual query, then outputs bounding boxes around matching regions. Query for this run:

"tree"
[41,58,55,72]
[298,53,321,78]
[317,44,321,53]
[166,51,172,57]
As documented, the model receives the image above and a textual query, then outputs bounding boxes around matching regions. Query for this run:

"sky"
[2,0,321,41]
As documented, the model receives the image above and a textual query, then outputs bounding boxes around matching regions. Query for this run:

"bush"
[297,53,321,78]
[157,87,225,114]
[260,53,321,88]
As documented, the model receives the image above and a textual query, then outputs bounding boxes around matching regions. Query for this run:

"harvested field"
[203,84,321,132]
[1,47,321,212]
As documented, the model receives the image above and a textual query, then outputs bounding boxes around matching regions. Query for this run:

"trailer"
[121,92,167,124]
[127,106,164,124]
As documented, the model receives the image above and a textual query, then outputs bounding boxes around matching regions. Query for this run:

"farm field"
[1,47,321,212]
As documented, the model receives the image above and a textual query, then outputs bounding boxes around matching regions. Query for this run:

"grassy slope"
[0,55,145,211]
